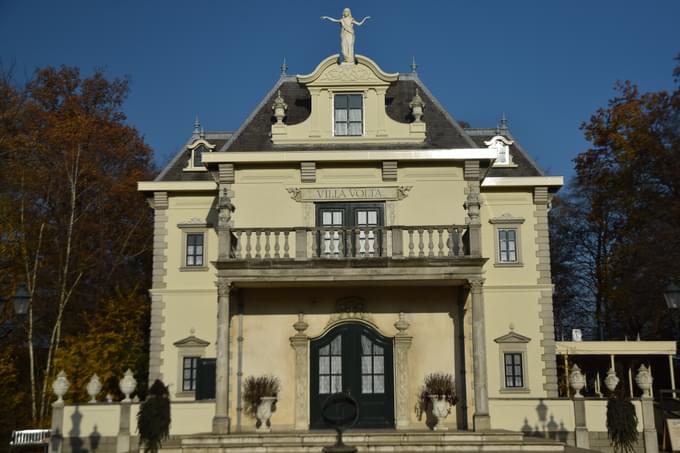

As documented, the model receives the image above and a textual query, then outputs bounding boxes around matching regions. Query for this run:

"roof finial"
[199,126,205,140]
[280,57,288,76]
[500,112,508,131]
[192,115,201,140]
[410,56,418,74]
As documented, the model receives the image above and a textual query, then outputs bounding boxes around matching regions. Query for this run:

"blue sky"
[1,0,678,179]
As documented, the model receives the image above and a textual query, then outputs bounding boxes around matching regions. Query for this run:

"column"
[394,313,413,429]
[469,278,490,431]
[213,280,232,434]
[289,313,309,430]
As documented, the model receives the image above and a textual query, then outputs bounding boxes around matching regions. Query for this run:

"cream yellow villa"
[47,16,676,453]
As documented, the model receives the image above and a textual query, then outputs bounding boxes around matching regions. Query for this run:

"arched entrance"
[310,322,395,429]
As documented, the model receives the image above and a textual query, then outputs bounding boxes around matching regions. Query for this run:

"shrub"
[606,397,638,453]
[137,380,171,453]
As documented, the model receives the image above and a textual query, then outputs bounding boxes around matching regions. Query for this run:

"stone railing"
[229,225,469,260]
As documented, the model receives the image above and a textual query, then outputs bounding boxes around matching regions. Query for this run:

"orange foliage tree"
[0,66,155,428]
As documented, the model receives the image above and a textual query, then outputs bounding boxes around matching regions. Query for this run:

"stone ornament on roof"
[321,8,371,64]
[272,90,287,124]
[409,89,425,123]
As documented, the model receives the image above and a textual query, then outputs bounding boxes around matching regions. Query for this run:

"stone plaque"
[666,419,680,451]
[287,186,411,202]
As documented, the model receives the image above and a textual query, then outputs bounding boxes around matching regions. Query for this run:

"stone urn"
[604,367,620,393]
[256,396,277,432]
[569,364,586,397]
[428,395,451,431]
[86,374,102,403]
[52,370,70,404]
[635,364,653,397]
[119,369,137,402]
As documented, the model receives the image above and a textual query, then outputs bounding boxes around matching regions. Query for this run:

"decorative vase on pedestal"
[428,395,451,431]
[604,367,620,394]
[635,364,653,397]
[86,374,102,403]
[52,370,70,403]
[256,396,277,432]
[569,364,586,397]
[119,369,137,402]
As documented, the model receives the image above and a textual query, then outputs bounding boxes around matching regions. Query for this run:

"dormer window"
[193,145,206,168]
[184,139,215,172]
[334,94,363,136]
[484,135,516,167]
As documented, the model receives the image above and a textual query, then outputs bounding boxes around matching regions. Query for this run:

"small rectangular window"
[334,94,362,136]
[186,233,204,266]
[182,356,199,391]
[504,353,524,388]
[498,229,517,263]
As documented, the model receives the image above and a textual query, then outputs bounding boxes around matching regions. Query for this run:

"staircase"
[179,430,569,453]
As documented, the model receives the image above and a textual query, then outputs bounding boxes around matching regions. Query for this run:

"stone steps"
[179,430,568,453]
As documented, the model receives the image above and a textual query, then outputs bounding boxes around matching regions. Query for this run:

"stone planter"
[428,395,450,431]
[256,396,277,432]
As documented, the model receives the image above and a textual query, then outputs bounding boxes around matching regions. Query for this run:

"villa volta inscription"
[287,186,412,202]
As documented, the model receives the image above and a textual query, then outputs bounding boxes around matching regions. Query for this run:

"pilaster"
[217,185,235,261]
[394,313,413,429]
[534,186,558,396]
[213,279,232,434]
[573,397,589,449]
[468,278,490,431]
[117,401,131,453]
[464,161,482,256]
[148,191,168,382]
[49,402,64,453]
[289,313,310,431]
[641,396,659,453]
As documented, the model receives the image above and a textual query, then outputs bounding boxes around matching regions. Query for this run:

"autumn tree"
[0,66,155,428]
[551,54,680,339]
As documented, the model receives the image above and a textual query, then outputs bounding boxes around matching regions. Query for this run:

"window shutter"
[195,358,216,400]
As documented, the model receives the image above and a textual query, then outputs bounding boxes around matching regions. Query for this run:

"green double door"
[310,322,395,429]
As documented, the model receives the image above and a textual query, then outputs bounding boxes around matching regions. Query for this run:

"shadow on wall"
[67,408,103,453]
[520,399,568,443]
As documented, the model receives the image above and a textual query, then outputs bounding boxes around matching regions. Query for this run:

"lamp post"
[12,283,30,316]
[665,282,680,310]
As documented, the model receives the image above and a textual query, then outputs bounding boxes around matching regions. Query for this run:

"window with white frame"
[494,330,531,393]
[334,94,363,136]
[173,332,210,398]
[489,215,524,266]
[498,229,518,263]
[178,223,210,271]
[503,353,523,388]
[185,233,204,267]
[182,356,199,391]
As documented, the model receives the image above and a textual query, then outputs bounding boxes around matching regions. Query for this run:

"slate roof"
[155,71,546,181]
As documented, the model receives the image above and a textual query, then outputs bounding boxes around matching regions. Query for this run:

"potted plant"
[418,373,457,431]
[243,375,280,432]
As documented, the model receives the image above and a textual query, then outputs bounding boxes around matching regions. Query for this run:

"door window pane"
[331,375,342,393]
[360,334,385,395]
[319,334,343,395]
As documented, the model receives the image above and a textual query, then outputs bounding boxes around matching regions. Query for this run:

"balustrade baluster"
[418,228,425,257]
[437,227,444,257]
[283,231,290,258]
[234,231,242,259]
[457,228,464,256]
[255,231,262,259]
[408,229,415,257]
[273,231,281,258]
[427,228,435,256]
[245,231,252,259]
[264,231,271,258]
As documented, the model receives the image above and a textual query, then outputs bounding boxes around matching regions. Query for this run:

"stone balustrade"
[229,224,469,261]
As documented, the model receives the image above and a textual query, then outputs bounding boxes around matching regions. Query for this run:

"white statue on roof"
[321,8,371,64]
